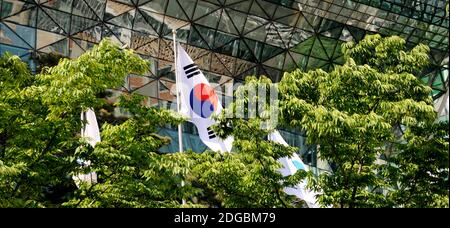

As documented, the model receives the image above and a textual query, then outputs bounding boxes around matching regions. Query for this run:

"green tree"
[64,94,204,208]
[278,34,447,207]
[0,39,199,207]
[384,121,449,208]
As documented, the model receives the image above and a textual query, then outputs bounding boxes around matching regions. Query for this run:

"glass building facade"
[1,0,448,170]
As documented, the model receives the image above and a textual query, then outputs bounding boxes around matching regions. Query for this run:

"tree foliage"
[384,121,449,208]
[278,34,448,208]
[0,40,198,207]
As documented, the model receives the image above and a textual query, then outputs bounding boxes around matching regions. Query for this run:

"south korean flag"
[176,43,233,152]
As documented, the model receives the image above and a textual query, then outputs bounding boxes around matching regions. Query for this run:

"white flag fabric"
[268,130,320,208]
[73,108,99,186]
[176,43,233,152]
[81,108,101,147]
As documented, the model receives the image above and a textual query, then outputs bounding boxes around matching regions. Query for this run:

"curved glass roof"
[1,0,448,101]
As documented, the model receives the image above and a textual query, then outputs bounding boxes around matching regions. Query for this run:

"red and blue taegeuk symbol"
[189,83,218,118]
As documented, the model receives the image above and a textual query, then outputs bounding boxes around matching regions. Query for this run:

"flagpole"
[172,29,186,205]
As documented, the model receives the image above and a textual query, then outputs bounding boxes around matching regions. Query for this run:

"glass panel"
[282,51,296,71]
[189,24,214,49]
[42,6,71,33]
[43,0,73,13]
[185,45,211,71]
[187,26,206,49]
[164,23,190,42]
[339,27,353,42]
[263,66,282,82]
[235,66,258,80]
[3,7,37,27]
[156,38,173,62]
[420,76,429,85]
[214,34,239,56]
[72,24,102,43]
[72,38,96,51]
[328,4,342,14]
[248,0,269,19]
[159,79,176,102]
[114,0,133,5]
[177,0,196,20]
[290,36,314,55]
[105,0,134,19]
[36,29,65,49]
[133,10,158,35]
[164,0,188,21]
[202,0,221,5]
[140,0,167,14]
[39,38,69,56]
[192,0,220,20]
[158,16,183,37]
[322,26,343,39]
[104,24,131,46]
[242,38,262,61]
[301,12,322,30]
[85,0,107,20]
[261,43,284,62]
[108,9,135,29]
[244,24,267,43]
[432,73,445,90]
[68,39,86,58]
[132,31,157,53]
[290,28,313,48]
[347,26,366,41]
[273,4,297,20]
[139,10,166,35]
[2,0,31,18]
[181,44,205,62]
[228,0,252,13]
[441,68,449,82]
[36,8,66,34]
[210,53,234,75]
[289,51,308,71]
[306,57,328,70]
[132,77,158,97]
[319,36,339,59]
[263,51,285,70]
[217,9,239,35]
[256,0,276,19]
[156,59,175,81]
[72,0,99,20]
[158,99,176,111]
[268,21,291,48]
[0,43,30,58]
[0,22,35,48]
[319,18,342,33]
[71,15,101,35]
[277,12,300,27]
[243,14,268,35]
[234,58,256,76]
[195,8,221,29]
[203,70,225,86]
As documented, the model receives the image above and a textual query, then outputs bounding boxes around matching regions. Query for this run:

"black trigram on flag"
[207,126,216,139]
[183,63,200,79]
